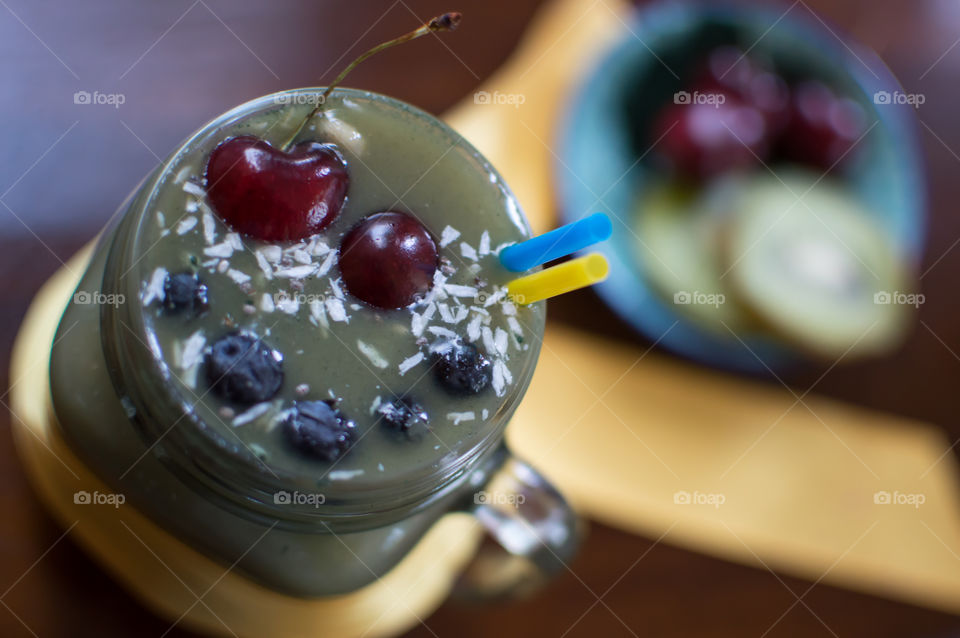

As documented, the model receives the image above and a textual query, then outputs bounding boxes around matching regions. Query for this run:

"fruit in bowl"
[559,3,926,371]
[649,46,867,181]
[633,44,916,361]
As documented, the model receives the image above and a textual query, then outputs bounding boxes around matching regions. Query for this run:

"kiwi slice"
[633,181,754,333]
[722,171,913,359]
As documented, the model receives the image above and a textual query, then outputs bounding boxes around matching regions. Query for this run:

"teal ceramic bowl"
[557,1,926,373]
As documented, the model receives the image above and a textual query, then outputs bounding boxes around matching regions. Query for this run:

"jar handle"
[455,444,583,599]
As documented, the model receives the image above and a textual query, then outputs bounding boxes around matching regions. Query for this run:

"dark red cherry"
[778,81,867,171]
[702,46,761,95]
[339,211,438,309]
[651,90,769,179]
[743,71,791,134]
[697,47,790,135]
[204,136,348,242]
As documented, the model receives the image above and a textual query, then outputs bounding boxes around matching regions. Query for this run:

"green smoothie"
[49,89,552,596]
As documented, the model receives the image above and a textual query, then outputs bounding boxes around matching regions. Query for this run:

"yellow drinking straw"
[507,253,609,305]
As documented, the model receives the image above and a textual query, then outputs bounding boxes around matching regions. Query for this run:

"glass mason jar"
[47,88,579,601]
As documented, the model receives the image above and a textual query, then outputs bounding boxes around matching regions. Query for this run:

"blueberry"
[163,271,208,314]
[432,341,491,395]
[285,400,356,461]
[379,396,429,441]
[205,332,283,404]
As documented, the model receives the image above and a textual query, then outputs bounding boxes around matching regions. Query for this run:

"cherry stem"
[280,12,462,151]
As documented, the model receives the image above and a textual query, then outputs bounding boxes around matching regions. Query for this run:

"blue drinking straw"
[499,212,613,272]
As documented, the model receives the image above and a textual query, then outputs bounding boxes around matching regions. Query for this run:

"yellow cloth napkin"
[445,0,960,614]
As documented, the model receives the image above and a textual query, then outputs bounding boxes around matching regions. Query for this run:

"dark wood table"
[1,0,959,636]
